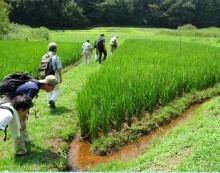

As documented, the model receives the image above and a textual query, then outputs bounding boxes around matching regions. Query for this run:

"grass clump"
[178,24,197,30]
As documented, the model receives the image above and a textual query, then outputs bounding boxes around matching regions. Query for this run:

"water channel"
[68,104,201,171]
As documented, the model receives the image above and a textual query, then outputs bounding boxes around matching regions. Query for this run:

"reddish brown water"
[68,104,200,171]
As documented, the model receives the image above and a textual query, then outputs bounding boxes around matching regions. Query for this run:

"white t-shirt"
[0,105,13,130]
[82,42,92,51]
[0,103,21,138]
[110,37,118,46]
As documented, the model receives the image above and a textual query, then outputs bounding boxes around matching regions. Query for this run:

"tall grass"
[159,27,220,37]
[0,41,81,79]
[2,24,50,41]
[76,39,220,140]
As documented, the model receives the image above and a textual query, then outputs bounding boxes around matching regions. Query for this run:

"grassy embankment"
[0,27,219,171]
[92,96,220,172]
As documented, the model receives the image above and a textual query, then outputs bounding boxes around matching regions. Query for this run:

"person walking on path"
[95,33,107,64]
[42,42,63,109]
[81,39,93,64]
[0,95,33,156]
[110,35,118,55]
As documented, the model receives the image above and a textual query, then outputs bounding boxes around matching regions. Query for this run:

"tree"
[100,0,134,25]
[133,0,151,25]
[76,0,103,24]
[193,0,220,27]
[61,1,88,27]
[149,0,195,28]
[0,0,10,35]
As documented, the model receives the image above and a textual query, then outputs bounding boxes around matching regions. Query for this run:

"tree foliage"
[0,0,10,35]
[4,0,220,28]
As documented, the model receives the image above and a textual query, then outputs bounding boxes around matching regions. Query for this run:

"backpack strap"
[0,105,13,142]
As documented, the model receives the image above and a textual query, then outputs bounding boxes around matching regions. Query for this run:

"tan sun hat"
[39,75,58,86]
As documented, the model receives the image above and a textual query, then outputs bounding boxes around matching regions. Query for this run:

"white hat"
[39,75,58,86]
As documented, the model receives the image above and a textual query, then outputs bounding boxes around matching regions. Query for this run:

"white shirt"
[82,42,92,51]
[48,51,63,72]
[0,103,21,138]
[110,37,118,46]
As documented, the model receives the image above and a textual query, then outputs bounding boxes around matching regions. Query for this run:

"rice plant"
[76,39,220,140]
[0,40,81,79]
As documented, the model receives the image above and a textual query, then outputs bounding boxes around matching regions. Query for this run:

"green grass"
[92,84,220,155]
[0,41,81,80]
[92,97,220,171]
[76,38,220,139]
[0,60,100,171]
[0,27,220,171]
[50,27,220,47]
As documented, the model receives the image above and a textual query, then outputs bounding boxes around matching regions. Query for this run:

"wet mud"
[68,104,201,171]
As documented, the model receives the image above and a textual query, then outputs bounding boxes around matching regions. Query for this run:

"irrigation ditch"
[67,84,220,171]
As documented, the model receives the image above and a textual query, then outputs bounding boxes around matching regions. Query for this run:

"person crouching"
[0,95,33,156]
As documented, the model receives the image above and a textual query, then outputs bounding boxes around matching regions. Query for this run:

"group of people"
[0,42,62,157]
[0,34,117,157]
[81,34,118,64]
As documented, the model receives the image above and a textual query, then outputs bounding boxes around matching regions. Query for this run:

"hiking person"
[0,74,58,154]
[110,35,118,55]
[42,42,63,108]
[95,33,107,64]
[0,75,58,104]
[0,95,33,156]
[81,39,93,64]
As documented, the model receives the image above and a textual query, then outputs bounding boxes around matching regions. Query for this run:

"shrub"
[178,24,197,30]
[2,24,50,41]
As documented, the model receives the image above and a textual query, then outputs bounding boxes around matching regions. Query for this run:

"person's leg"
[22,128,30,142]
[102,50,107,61]
[98,50,102,64]
[51,83,60,101]
[110,45,113,55]
[85,51,90,64]
[47,91,53,102]
[87,53,91,64]
[84,53,87,63]
[14,134,27,155]
[96,49,99,62]
[48,73,60,108]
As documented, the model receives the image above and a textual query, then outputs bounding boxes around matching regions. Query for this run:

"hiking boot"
[49,100,56,108]
[16,151,31,157]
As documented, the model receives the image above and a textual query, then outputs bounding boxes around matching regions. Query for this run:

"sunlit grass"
[0,41,81,79]
[77,39,220,139]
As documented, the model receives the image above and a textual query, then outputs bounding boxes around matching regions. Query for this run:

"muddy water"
[68,104,200,171]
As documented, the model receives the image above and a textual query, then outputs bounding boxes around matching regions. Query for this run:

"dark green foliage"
[0,0,10,36]
[61,1,88,27]
[4,0,220,28]
[148,0,196,28]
